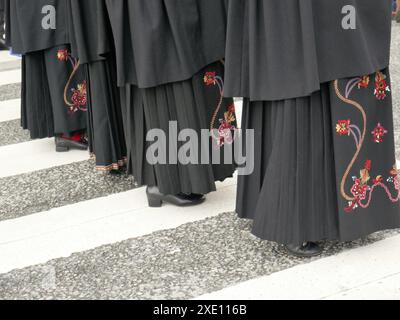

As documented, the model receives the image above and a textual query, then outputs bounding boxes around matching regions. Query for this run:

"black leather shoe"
[285,242,323,258]
[146,186,206,208]
[55,137,88,152]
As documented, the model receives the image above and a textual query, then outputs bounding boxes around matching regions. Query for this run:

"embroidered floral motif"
[336,119,361,147]
[350,179,369,201]
[335,72,399,213]
[371,123,388,143]
[203,70,237,147]
[345,161,400,213]
[388,165,400,191]
[364,159,372,172]
[374,71,391,100]
[336,120,351,136]
[57,49,69,61]
[56,49,87,113]
[373,175,384,185]
[217,104,236,147]
[356,72,390,100]
[70,81,87,113]
[358,76,370,89]
[204,72,217,86]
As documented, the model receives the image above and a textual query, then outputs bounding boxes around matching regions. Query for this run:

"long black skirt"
[21,45,87,139]
[237,69,400,245]
[120,61,237,195]
[21,50,54,139]
[86,57,127,171]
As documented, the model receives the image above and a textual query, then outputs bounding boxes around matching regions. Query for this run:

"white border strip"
[0,69,21,86]
[0,138,90,178]
[0,51,21,63]
[0,99,21,122]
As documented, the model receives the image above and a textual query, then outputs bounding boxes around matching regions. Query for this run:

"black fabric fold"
[224,0,392,101]
[68,0,111,64]
[237,70,400,245]
[86,57,127,171]
[21,45,87,138]
[6,0,69,54]
[105,0,229,88]
[121,61,236,195]
[236,87,340,245]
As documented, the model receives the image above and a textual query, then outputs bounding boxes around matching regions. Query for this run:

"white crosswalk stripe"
[195,234,400,300]
[0,180,236,274]
[0,99,20,121]
[0,51,20,63]
[0,138,90,178]
[0,69,21,86]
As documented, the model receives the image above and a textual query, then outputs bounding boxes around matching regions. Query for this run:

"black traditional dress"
[6,0,124,171]
[105,0,236,196]
[67,0,127,171]
[5,0,87,139]
[228,0,400,245]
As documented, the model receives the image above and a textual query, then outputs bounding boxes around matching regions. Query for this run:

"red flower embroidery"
[217,123,234,147]
[359,160,371,185]
[351,179,369,201]
[371,123,388,143]
[204,71,237,147]
[338,74,400,213]
[204,72,217,86]
[358,76,370,89]
[336,120,351,136]
[57,49,69,61]
[217,104,237,147]
[364,160,372,171]
[374,72,390,100]
[373,176,384,185]
[70,81,87,112]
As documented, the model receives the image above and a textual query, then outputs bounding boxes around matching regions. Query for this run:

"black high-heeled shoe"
[285,242,323,258]
[146,186,206,208]
[55,136,88,152]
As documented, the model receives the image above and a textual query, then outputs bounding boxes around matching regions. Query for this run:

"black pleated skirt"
[237,84,340,245]
[21,45,87,139]
[86,57,127,171]
[237,71,400,245]
[21,51,54,139]
[120,61,236,195]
